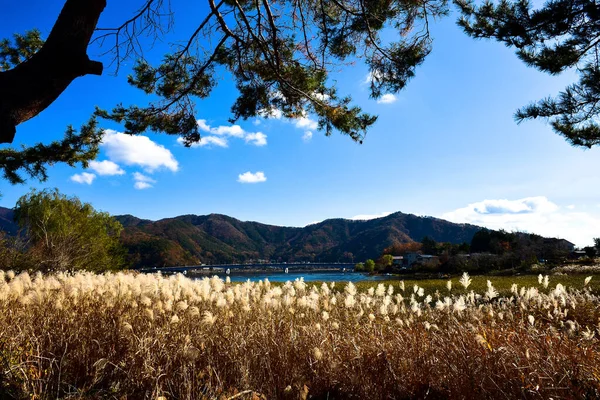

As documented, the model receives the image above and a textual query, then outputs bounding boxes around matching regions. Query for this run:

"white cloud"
[212,124,245,138]
[567,204,576,210]
[350,211,393,221]
[313,92,330,101]
[302,131,313,142]
[442,196,600,247]
[188,120,266,147]
[463,197,559,215]
[133,172,155,182]
[133,172,156,190]
[244,132,267,146]
[177,136,228,148]
[201,136,229,147]
[292,116,318,141]
[238,171,267,183]
[89,160,125,176]
[295,116,318,131]
[70,172,96,185]
[258,108,283,119]
[134,181,153,190]
[102,130,179,172]
[197,119,211,132]
[270,109,283,119]
[257,106,317,141]
[363,70,384,85]
[377,94,398,104]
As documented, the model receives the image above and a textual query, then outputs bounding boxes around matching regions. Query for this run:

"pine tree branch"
[0,0,107,144]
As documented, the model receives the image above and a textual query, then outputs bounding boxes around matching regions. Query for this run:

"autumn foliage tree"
[383,241,423,256]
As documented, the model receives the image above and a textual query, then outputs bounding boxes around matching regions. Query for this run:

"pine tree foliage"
[95,0,447,145]
[1,0,445,188]
[2,0,598,192]
[0,29,44,71]
[456,0,600,147]
[0,118,103,187]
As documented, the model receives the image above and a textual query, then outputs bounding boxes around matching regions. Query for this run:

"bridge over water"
[140,262,356,274]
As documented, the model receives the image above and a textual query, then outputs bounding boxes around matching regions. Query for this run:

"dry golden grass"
[0,270,599,399]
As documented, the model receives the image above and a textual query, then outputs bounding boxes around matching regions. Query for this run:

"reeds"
[0,270,599,399]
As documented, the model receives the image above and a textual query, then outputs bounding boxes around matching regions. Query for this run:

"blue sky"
[2,0,600,246]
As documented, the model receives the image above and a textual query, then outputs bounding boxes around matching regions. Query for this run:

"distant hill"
[115,212,483,268]
[0,205,483,268]
[0,207,17,235]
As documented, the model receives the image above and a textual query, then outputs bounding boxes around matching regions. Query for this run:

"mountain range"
[0,206,483,268]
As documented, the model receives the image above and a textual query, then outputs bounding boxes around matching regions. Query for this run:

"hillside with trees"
[0,206,483,268]
[1,203,587,270]
[115,212,484,267]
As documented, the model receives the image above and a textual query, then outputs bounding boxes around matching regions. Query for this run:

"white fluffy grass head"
[1,269,598,357]
[459,272,471,289]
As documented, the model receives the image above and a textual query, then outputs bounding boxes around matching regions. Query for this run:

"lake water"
[194,271,391,283]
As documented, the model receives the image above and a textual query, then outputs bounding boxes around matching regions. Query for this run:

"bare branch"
[92,0,173,73]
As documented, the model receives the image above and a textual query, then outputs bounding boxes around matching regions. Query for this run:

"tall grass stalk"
[0,271,599,399]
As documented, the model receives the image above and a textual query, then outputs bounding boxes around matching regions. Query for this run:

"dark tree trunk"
[0,0,106,144]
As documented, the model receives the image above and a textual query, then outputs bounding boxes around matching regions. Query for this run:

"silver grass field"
[0,270,599,399]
